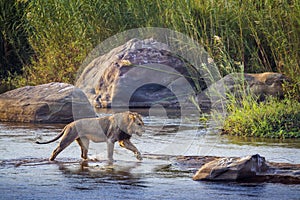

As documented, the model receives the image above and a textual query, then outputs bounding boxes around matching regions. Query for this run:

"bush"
[222,97,300,139]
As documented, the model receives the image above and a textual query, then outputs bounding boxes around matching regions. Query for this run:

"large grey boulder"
[0,82,96,123]
[76,38,206,109]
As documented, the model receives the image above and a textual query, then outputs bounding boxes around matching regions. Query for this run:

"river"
[0,109,299,200]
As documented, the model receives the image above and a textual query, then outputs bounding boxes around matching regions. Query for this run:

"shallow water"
[0,110,299,200]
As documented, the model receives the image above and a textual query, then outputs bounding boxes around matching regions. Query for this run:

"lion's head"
[114,111,145,136]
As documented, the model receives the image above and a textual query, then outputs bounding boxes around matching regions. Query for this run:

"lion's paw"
[135,152,143,161]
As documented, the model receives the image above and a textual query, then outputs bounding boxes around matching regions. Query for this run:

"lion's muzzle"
[135,126,145,136]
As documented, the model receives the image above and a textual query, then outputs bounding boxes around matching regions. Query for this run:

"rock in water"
[193,154,269,181]
[76,38,206,109]
[0,82,96,123]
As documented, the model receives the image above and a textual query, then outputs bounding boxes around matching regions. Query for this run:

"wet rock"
[0,82,96,123]
[192,154,269,181]
[192,154,300,184]
[198,72,288,109]
[76,38,206,109]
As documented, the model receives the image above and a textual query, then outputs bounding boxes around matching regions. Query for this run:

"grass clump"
[222,97,300,139]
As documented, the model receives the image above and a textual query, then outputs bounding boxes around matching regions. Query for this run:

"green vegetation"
[220,72,300,139]
[222,97,300,139]
[0,0,33,91]
[1,0,299,88]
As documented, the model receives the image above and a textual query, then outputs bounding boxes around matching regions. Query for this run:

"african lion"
[36,111,144,163]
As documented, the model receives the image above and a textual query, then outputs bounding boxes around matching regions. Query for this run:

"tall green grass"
[17,0,196,85]
[191,1,300,77]
[1,0,299,89]
[0,0,33,91]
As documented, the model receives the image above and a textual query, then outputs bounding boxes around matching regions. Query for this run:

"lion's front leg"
[119,139,142,160]
[107,141,115,164]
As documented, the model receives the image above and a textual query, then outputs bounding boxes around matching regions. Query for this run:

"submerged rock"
[0,82,96,123]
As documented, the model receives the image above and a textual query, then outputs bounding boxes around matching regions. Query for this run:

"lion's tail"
[35,126,67,144]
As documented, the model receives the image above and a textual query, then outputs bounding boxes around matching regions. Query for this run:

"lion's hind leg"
[76,137,89,160]
[49,146,63,161]
[49,127,78,161]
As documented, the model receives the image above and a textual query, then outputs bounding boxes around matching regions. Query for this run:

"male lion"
[36,111,144,163]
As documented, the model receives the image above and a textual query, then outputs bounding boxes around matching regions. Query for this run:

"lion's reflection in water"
[57,160,148,190]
